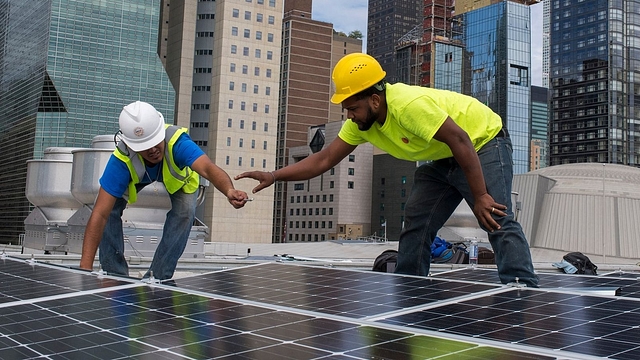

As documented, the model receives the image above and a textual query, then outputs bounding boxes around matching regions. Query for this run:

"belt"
[495,128,509,138]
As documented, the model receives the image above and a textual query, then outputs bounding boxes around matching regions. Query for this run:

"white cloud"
[312,1,544,86]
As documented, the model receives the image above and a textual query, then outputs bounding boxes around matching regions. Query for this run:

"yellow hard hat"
[330,53,386,104]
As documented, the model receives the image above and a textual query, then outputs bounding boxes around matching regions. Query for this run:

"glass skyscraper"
[548,0,640,167]
[454,1,535,174]
[0,0,174,243]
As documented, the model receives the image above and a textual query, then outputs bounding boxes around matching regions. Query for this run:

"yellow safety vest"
[113,125,200,203]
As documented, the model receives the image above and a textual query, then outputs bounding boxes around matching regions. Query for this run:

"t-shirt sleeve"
[172,132,206,168]
[99,154,132,198]
[337,120,368,146]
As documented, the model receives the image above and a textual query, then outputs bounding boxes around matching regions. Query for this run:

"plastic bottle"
[468,238,478,268]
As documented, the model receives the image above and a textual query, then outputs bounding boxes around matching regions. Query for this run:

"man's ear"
[370,93,381,109]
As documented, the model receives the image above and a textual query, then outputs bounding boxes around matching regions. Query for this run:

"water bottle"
[468,238,478,268]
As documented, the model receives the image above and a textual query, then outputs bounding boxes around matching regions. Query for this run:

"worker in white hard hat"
[236,53,538,288]
[79,101,249,280]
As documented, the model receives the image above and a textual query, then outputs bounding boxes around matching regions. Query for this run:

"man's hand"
[473,193,506,232]
[226,189,250,209]
[234,171,275,194]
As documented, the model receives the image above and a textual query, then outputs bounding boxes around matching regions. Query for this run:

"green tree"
[348,30,363,39]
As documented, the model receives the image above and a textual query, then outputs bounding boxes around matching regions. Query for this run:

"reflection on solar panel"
[1,256,637,359]
[168,263,500,318]
[431,267,640,298]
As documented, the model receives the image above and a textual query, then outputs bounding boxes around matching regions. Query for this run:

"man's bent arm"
[433,117,502,231]
[79,188,117,270]
[190,154,248,208]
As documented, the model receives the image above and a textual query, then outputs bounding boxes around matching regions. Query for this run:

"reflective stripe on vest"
[114,125,200,203]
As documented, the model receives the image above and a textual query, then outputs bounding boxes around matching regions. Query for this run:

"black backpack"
[563,252,598,275]
[372,250,398,273]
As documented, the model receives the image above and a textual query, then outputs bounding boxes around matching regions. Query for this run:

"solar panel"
[0,257,551,359]
[7,256,640,358]
[0,256,130,304]
[431,267,640,298]
[167,262,500,318]
[376,287,640,359]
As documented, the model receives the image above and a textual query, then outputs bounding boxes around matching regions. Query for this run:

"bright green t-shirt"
[338,83,503,161]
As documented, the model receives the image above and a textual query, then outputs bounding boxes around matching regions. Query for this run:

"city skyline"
[312,0,544,87]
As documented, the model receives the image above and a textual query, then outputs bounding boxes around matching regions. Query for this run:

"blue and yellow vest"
[114,125,200,203]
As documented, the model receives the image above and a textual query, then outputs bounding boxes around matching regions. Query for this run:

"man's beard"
[355,106,377,131]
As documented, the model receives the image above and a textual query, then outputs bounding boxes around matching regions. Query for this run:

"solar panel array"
[2,255,639,359]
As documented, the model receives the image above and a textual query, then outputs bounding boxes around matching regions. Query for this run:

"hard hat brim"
[124,126,166,152]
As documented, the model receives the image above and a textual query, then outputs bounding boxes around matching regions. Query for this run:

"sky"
[312,0,544,87]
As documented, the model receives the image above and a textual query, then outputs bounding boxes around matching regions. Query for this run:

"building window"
[243,46,249,56]
[226,137,231,146]
[265,87,271,95]
[348,168,354,175]
[257,13,263,22]
[329,181,334,189]
[232,8,239,17]
[231,45,237,54]
[244,29,250,38]
[267,33,274,42]
[242,65,248,74]
[348,155,355,162]
[245,11,251,20]
[239,138,243,147]
[255,49,261,58]
[238,157,242,166]
[267,51,273,60]
[256,31,262,40]
[294,183,304,190]
[228,100,233,109]
[268,15,275,24]
[252,121,257,130]
[253,85,259,94]
[230,63,236,72]
[266,69,272,78]
[229,81,235,90]
[401,176,406,184]
[348,181,354,189]
[240,120,245,129]
[265,105,269,113]
[227,118,232,127]
[225,156,230,165]
[264,123,269,131]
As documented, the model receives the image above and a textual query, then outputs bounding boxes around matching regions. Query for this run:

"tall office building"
[548,0,640,167]
[454,0,539,174]
[274,0,363,243]
[531,85,549,170]
[160,0,283,244]
[0,1,175,243]
[367,0,423,83]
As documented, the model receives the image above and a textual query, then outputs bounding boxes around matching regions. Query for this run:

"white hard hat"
[118,101,166,152]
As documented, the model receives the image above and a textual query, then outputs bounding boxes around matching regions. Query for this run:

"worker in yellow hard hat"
[236,53,538,287]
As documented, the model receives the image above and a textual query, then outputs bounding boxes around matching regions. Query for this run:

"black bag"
[563,252,598,275]
[372,250,398,273]
[450,243,469,264]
